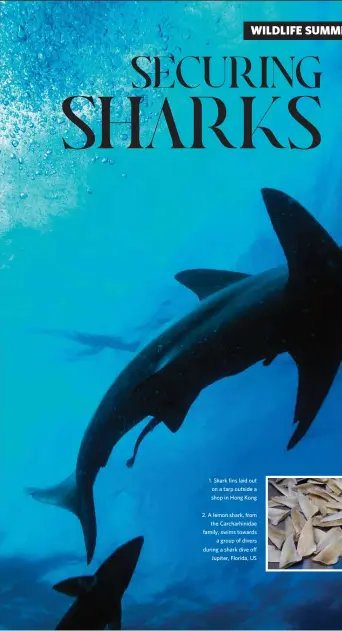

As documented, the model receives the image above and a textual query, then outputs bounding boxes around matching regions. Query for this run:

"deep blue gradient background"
[1,1,342,629]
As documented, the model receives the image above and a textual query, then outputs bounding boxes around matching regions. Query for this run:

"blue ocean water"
[1,1,342,629]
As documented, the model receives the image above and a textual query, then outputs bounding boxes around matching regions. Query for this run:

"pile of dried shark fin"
[268,478,342,569]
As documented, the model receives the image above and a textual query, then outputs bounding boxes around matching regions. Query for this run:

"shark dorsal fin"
[175,269,250,300]
[261,188,341,284]
[53,576,95,597]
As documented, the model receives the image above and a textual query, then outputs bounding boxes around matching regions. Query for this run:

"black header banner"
[244,21,342,39]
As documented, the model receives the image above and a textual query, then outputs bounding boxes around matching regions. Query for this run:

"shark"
[27,188,342,564]
[53,536,143,630]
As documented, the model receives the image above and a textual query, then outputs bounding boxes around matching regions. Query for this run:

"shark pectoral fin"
[261,189,341,284]
[287,351,341,450]
[26,474,97,565]
[53,576,94,597]
[174,269,250,300]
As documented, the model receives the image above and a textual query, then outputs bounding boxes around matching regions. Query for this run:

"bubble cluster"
[0,1,242,232]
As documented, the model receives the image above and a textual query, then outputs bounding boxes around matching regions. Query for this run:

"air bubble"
[20,192,28,200]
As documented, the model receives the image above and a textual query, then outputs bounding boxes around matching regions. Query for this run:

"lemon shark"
[27,188,342,563]
[54,536,143,629]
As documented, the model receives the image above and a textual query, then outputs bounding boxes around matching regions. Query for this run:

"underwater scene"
[1,0,342,629]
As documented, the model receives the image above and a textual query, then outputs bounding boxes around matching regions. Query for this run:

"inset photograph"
[267,477,342,571]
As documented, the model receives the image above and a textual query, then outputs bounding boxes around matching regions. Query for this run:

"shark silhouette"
[27,188,342,563]
[54,536,143,630]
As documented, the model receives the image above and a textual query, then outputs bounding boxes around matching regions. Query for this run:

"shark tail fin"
[26,474,97,565]
[26,473,79,514]
[287,350,341,450]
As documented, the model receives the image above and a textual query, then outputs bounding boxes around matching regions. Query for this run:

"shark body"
[54,536,143,630]
[28,188,342,563]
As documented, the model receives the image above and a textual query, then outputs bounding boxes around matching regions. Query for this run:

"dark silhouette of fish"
[27,189,342,563]
[54,536,144,630]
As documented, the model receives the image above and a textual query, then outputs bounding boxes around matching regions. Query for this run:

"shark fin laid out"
[175,268,250,300]
[26,474,97,565]
[126,417,161,468]
[287,351,341,450]
[53,576,95,597]
[261,188,341,284]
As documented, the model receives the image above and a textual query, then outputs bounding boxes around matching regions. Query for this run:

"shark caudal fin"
[26,474,97,564]
[287,351,341,450]
[261,188,342,448]
[26,474,79,514]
